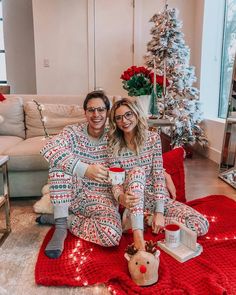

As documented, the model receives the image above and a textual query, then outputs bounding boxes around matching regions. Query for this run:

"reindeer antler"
[126,243,139,255]
[145,240,157,254]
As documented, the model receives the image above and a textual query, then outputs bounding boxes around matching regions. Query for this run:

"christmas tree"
[145,6,208,147]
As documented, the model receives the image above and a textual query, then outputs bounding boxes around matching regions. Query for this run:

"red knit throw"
[35,195,236,295]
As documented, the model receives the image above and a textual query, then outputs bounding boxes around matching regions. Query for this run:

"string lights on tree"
[33,99,51,138]
[145,2,208,147]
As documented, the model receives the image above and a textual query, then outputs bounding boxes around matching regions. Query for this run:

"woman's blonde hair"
[108,98,148,156]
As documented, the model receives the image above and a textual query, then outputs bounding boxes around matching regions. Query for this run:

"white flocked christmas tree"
[145,5,208,147]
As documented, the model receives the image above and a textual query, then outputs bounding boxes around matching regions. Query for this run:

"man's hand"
[85,164,108,183]
[119,192,140,209]
[152,212,165,234]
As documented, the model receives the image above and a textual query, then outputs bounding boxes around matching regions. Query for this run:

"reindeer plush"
[124,241,160,286]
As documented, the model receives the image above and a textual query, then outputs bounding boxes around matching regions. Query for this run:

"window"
[219,0,236,118]
[0,0,7,84]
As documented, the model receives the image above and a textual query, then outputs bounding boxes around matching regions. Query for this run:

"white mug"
[165,224,180,248]
[108,167,125,185]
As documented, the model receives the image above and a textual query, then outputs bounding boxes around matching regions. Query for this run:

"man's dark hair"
[83,90,110,111]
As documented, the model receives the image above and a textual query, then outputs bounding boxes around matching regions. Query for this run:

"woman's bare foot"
[133,229,145,250]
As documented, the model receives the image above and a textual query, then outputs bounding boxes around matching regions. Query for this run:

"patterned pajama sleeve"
[40,125,88,177]
[40,125,87,216]
[151,133,169,213]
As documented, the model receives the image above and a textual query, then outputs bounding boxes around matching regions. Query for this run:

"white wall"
[32,0,89,95]
[193,0,204,89]
[199,118,225,163]
[2,0,36,93]
[94,0,134,96]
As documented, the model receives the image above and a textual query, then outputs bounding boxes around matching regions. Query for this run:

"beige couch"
[0,94,118,197]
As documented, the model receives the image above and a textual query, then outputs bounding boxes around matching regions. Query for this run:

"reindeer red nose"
[140,265,147,273]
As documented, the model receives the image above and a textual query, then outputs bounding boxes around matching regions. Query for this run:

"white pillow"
[24,101,87,138]
[0,97,25,138]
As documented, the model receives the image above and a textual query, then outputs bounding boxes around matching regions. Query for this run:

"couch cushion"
[0,136,24,154]
[0,97,25,138]
[6,136,50,171]
[24,101,87,138]
[163,147,186,202]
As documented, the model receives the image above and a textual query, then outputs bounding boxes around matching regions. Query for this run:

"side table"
[0,155,11,245]
[147,118,175,147]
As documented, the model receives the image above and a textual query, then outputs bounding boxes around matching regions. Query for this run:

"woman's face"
[114,104,138,135]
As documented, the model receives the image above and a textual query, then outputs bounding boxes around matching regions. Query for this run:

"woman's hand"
[152,212,165,234]
[119,192,140,209]
[85,164,108,183]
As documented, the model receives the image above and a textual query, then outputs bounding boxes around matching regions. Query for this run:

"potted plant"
[120,65,168,115]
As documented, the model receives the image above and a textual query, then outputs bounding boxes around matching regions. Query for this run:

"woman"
[108,98,209,251]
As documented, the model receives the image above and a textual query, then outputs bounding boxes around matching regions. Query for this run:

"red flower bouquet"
[121,65,168,97]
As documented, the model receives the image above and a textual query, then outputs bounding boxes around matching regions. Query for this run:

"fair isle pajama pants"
[48,167,122,247]
[124,167,209,237]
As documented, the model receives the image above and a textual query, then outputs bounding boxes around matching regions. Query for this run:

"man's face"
[85,98,108,133]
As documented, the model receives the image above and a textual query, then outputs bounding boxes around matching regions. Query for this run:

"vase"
[136,95,151,117]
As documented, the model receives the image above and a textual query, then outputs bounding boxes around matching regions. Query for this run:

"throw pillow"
[0,97,25,138]
[33,184,53,214]
[163,147,186,202]
[24,101,87,138]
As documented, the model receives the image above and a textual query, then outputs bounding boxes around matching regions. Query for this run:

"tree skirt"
[35,195,236,295]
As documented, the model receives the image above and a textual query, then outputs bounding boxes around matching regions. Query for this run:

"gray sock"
[45,217,67,259]
[36,214,55,225]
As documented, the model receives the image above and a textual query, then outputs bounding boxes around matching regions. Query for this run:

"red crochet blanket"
[35,195,236,295]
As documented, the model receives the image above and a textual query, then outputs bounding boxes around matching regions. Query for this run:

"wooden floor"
[185,154,236,201]
[0,154,235,295]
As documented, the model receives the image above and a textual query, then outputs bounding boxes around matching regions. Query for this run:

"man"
[37,91,122,258]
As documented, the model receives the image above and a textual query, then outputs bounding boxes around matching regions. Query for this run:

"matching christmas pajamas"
[41,124,208,247]
[110,131,209,236]
[41,123,122,247]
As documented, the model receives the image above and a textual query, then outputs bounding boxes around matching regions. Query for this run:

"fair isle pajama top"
[40,123,122,247]
[109,130,209,236]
